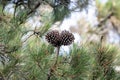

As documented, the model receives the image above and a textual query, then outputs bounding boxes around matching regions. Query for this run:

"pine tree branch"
[55,46,60,65]
[98,12,114,27]
[47,46,60,80]
[22,33,34,43]
[27,2,41,16]
[0,71,6,80]
[35,59,47,75]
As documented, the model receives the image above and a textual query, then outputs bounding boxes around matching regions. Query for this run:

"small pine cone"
[60,30,74,46]
[45,30,61,47]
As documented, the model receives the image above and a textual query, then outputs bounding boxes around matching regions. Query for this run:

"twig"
[0,71,6,80]
[55,46,60,65]
[47,46,60,80]
[27,2,41,16]
[35,60,47,75]
[97,12,114,27]
[22,33,34,43]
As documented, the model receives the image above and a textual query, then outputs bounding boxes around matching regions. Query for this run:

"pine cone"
[60,30,74,46]
[45,30,61,47]
[45,30,74,47]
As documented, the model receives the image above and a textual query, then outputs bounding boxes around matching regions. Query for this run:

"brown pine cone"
[60,30,74,46]
[45,30,61,47]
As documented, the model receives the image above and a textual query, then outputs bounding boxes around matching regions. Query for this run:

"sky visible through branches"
[4,0,120,54]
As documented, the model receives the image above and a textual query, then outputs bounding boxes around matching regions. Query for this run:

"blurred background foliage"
[96,0,120,20]
[0,0,120,80]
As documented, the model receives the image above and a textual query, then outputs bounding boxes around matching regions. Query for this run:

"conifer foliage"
[0,0,120,80]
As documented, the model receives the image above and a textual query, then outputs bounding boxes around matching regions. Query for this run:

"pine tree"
[0,0,120,80]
